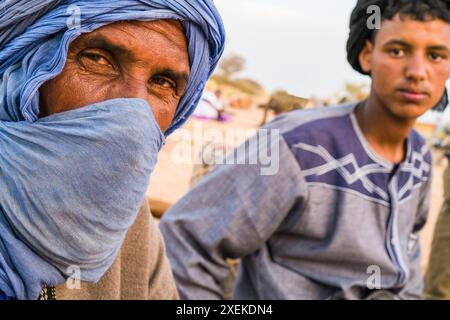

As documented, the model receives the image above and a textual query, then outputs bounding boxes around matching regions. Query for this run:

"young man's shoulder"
[266,103,353,130]
[408,128,433,166]
[264,103,357,147]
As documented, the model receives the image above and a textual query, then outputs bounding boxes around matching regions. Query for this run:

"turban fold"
[0,0,225,300]
[346,0,449,111]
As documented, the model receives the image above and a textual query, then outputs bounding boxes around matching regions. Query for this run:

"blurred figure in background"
[425,101,450,299]
[192,89,226,121]
[259,90,309,125]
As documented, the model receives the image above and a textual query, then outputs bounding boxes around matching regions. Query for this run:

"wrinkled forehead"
[116,19,187,47]
[77,19,188,51]
[69,19,191,75]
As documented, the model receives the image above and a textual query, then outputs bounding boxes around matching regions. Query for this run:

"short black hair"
[369,0,450,43]
[381,0,450,23]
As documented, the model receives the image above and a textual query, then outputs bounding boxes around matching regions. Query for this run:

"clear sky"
[214,0,369,98]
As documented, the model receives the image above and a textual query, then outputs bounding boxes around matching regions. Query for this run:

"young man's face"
[39,20,190,133]
[359,14,450,119]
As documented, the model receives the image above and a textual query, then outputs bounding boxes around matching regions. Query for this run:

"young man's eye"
[389,48,405,57]
[429,52,445,62]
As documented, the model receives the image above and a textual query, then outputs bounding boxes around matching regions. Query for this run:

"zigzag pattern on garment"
[292,142,430,205]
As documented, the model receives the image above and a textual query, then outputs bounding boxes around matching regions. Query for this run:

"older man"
[0,0,224,300]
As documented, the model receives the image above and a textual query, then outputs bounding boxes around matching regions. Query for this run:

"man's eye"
[429,52,445,62]
[389,48,405,57]
[81,52,113,68]
[152,76,176,90]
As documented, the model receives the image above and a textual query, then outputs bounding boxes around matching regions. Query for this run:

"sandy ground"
[147,104,445,274]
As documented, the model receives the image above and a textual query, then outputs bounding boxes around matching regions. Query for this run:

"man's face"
[39,20,190,133]
[359,14,450,119]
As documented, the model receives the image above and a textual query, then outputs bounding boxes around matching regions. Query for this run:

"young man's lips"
[398,89,428,102]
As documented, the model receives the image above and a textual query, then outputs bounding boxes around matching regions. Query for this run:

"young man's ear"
[358,40,374,74]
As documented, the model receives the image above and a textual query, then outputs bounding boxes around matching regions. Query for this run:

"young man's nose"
[405,53,428,82]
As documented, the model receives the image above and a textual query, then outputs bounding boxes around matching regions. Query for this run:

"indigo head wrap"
[0,0,225,299]
[346,0,449,111]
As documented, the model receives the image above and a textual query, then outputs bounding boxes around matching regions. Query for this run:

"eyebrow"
[78,34,190,83]
[383,39,450,52]
[80,34,136,61]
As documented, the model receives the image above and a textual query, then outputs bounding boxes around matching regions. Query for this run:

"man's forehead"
[90,19,187,49]
[376,15,450,47]
[135,20,185,36]
[72,19,190,74]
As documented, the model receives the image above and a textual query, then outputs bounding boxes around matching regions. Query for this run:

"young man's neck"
[355,94,416,164]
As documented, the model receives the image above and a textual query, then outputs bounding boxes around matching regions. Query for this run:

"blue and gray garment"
[160,103,432,300]
[0,288,14,300]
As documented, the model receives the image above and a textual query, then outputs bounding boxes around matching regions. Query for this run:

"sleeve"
[399,151,432,300]
[146,212,179,300]
[159,130,307,299]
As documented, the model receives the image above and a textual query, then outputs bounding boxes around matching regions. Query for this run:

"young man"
[425,110,450,300]
[160,0,450,300]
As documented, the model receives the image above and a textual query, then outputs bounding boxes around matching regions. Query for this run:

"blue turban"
[0,0,225,300]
